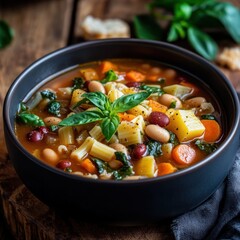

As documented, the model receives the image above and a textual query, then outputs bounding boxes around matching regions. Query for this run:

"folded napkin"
[171,146,240,240]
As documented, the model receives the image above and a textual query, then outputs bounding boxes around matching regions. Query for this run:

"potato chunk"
[135,156,156,177]
[166,109,205,142]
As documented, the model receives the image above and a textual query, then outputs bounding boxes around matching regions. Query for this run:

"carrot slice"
[148,100,168,113]
[125,70,145,82]
[201,119,221,142]
[157,162,176,176]
[99,61,116,74]
[80,158,97,174]
[118,112,136,122]
[172,144,196,166]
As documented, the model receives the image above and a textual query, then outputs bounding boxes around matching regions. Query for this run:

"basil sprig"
[0,20,14,49]
[59,91,151,141]
[101,70,118,84]
[134,0,240,60]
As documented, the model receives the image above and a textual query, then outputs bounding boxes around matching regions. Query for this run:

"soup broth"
[15,59,222,180]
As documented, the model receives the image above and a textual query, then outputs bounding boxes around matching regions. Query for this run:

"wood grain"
[0,0,239,239]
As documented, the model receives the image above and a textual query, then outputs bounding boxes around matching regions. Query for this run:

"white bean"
[88,81,106,93]
[145,124,170,143]
[184,97,206,108]
[44,117,62,126]
[159,94,182,108]
[42,148,59,164]
[109,143,128,155]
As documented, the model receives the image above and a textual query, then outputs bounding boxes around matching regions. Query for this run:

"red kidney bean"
[148,112,170,127]
[126,82,141,88]
[56,160,72,170]
[84,80,91,89]
[131,144,147,159]
[27,130,43,142]
[36,126,49,135]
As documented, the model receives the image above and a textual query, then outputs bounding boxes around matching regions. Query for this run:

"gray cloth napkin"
[171,146,240,240]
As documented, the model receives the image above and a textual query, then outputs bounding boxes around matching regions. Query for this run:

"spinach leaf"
[112,152,134,180]
[59,111,104,126]
[41,90,56,101]
[17,112,45,127]
[187,26,218,60]
[146,140,162,157]
[140,85,165,95]
[82,92,110,112]
[72,77,85,90]
[201,114,216,120]
[47,101,61,116]
[101,115,120,141]
[111,91,151,113]
[195,139,217,154]
[0,20,14,49]
[91,158,110,174]
[169,131,179,146]
[101,70,118,84]
[133,14,163,40]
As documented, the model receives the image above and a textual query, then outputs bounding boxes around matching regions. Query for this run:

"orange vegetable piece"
[80,158,97,174]
[201,119,221,142]
[148,100,168,113]
[125,70,146,82]
[157,162,176,176]
[146,75,159,82]
[118,112,136,122]
[172,144,196,166]
[100,61,116,74]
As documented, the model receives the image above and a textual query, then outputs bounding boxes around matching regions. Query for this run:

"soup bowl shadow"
[3,39,240,225]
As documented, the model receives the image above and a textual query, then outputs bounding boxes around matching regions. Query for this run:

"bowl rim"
[3,38,240,185]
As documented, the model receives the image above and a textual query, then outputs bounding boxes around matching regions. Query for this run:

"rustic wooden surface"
[0,0,239,239]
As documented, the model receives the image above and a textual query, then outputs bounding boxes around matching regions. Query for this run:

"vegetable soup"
[15,59,222,180]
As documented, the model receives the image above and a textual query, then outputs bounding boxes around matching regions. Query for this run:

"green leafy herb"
[146,140,162,157]
[59,91,151,141]
[0,20,14,49]
[201,114,216,120]
[133,14,163,40]
[72,77,85,90]
[169,131,179,146]
[41,90,56,101]
[134,0,240,60]
[92,152,133,180]
[101,70,118,84]
[47,101,61,116]
[169,100,177,108]
[17,112,45,127]
[139,85,164,95]
[195,139,217,154]
[112,152,134,180]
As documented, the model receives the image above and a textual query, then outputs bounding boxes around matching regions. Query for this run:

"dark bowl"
[3,39,240,224]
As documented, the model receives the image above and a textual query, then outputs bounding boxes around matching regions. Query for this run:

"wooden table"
[0,0,239,239]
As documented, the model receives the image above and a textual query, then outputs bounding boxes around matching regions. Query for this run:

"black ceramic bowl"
[3,39,240,224]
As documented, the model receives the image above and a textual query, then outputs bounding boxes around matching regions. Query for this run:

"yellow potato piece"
[135,156,156,177]
[166,109,205,142]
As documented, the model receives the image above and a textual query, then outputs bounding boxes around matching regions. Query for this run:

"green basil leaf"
[100,115,119,141]
[167,24,179,42]
[111,91,151,113]
[59,111,104,126]
[82,92,110,112]
[17,113,45,127]
[175,3,192,20]
[204,2,240,43]
[101,70,118,84]
[187,26,218,60]
[133,14,162,40]
[0,20,14,49]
